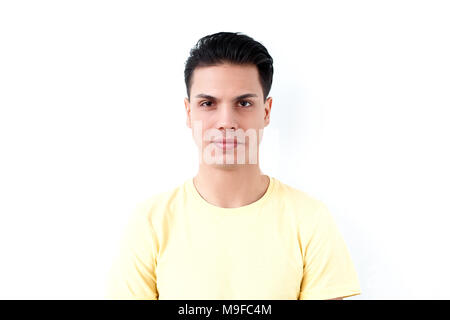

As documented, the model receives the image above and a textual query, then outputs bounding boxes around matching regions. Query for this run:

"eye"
[199,100,253,108]
[239,100,252,107]
[199,101,213,107]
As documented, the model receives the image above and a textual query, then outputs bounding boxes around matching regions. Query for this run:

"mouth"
[211,138,243,149]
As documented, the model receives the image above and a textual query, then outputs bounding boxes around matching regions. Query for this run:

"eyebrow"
[194,93,258,101]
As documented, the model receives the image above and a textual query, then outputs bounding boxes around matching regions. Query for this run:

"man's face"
[184,63,272,165]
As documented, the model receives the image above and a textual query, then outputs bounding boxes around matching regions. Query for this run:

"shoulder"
[273,178,334,242]
[130,180,187,226]
[273,178,341,259]
[273,177,326,221]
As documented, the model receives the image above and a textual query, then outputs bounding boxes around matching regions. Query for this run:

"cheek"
[190,112,213,128]
[190,123,216,147]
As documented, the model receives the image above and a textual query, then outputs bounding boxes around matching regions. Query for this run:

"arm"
[107,202,159,299]
[298,202,362,300]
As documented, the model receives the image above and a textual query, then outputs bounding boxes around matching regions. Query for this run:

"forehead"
[190,63,261,96]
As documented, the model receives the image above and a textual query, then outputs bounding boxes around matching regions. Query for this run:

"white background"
[0,0,449,299]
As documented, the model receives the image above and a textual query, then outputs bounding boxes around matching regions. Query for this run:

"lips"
[212,138,243,144]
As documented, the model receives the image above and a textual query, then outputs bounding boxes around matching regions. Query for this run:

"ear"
[184,97,191,128]
[264,97,272,127]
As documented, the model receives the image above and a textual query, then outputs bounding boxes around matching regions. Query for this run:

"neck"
[193,164,269,208]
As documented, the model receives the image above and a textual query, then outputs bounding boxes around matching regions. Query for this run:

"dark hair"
[184,32,274,102]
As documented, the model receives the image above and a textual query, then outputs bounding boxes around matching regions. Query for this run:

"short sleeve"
[106,201,159,300]
[299,202,361,300]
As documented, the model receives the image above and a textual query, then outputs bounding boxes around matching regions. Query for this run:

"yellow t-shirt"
[106,176,361,300]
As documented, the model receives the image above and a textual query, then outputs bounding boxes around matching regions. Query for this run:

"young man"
[107,32,361,300]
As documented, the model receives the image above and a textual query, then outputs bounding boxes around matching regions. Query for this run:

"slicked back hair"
[184,32,274,103]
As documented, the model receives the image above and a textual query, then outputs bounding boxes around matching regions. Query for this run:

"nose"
[216,107,238,132]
